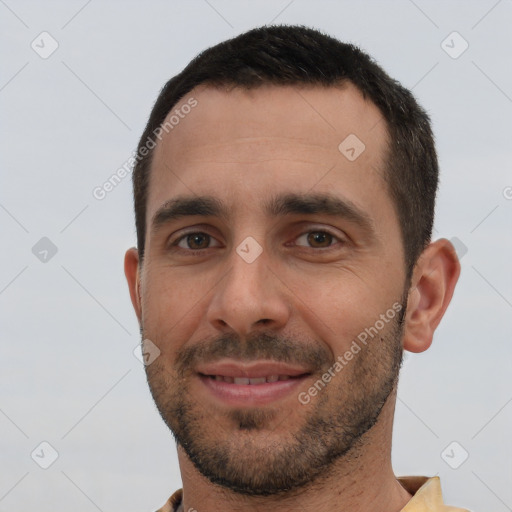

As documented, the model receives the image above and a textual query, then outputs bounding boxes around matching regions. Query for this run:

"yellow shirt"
[399,477,468,511]
[156,476,469,511]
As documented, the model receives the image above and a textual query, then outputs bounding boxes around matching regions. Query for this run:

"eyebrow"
[151,196,227,235]
[264,193,374,234]
[150,192,375,237]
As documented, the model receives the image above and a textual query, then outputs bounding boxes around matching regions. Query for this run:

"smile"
[195,360,312,405]
[205,375,299,384]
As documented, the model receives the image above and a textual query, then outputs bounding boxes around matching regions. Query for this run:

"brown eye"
[306,231,333,248]
[177,233,212,250]
[295,231,338,249]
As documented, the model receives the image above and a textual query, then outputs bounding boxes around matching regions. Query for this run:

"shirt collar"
[159,476,468,512]
[398,476,468,511]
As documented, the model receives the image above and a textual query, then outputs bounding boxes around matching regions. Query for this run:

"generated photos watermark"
[92,97,198,201]
[298,302,403,405]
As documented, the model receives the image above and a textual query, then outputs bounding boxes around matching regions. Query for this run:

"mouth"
[196,360,312,406]
[204,374,301,384]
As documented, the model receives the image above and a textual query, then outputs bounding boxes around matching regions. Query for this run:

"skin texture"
[125,83,460,512]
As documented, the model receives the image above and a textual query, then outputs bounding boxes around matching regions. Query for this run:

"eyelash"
[170,229,345,252]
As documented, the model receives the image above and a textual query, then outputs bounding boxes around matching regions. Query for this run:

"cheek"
[140,265,208,345]
[285,265,398,354]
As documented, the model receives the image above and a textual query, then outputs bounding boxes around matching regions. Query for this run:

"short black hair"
[132,24,438,275]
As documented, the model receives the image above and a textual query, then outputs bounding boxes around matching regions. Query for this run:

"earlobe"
[124,247,142,324]
[402,239,460,353]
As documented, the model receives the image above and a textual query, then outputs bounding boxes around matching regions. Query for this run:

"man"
[124,25,466,511]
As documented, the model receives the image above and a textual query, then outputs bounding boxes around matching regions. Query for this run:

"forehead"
[148,83,390,223]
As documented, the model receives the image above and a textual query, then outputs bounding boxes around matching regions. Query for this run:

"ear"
[402,238,460,353]
[124,247,142,324]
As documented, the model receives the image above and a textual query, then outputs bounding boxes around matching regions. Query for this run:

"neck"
[176,395,411,512]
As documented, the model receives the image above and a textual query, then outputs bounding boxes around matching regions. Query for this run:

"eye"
[175,232,221,250]
[295,230,341,248]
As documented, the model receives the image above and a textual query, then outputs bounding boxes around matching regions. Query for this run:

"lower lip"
[199,375,309,406]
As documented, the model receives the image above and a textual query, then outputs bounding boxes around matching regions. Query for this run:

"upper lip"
[196,360,311,379]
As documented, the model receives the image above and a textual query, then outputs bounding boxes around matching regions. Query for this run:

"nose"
[206,247,291,336]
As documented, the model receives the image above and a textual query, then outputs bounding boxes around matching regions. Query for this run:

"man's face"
[135,84,409,494]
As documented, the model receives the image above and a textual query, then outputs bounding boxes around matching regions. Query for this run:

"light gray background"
[1,1,511,510]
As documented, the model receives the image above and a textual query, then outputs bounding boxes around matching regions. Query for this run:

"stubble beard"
[143,303,405,496]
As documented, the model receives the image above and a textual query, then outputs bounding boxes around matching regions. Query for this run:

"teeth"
[249,377,266,385]
[211,374,295,384]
